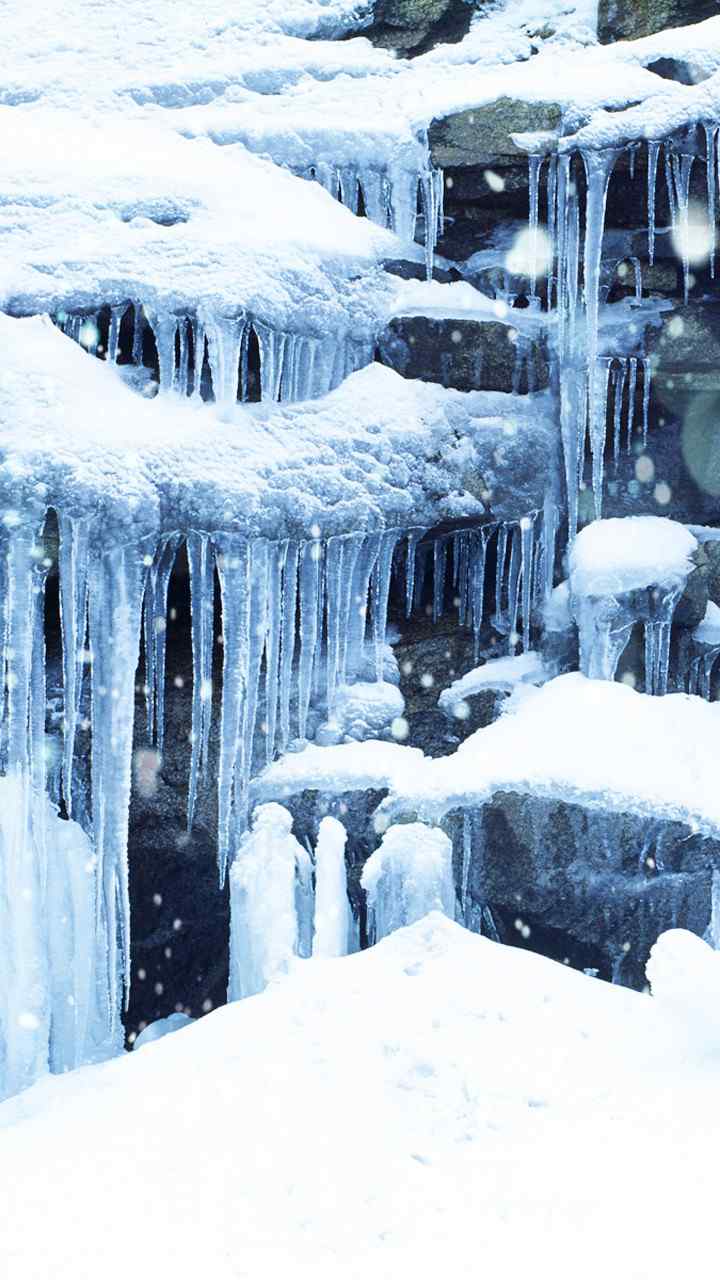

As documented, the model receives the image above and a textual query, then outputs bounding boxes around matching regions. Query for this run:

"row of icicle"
[56,304,374,410]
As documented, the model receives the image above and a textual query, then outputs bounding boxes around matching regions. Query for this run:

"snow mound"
[693,601,720,647]
[570,516,698,597]
[647,928,720,1055]
[1,913,715,1279]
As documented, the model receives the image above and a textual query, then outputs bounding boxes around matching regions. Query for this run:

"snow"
[133,1012,194,1051]
[0,314,555,540]
[570,516,698,597]
[2,913,720,1279]
[312,816,351,958]
[252,738,423,805]
[438,650,548,716]
[694,600,720,646]
[319,680,405,743]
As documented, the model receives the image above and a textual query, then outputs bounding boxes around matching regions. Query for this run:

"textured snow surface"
[570,517,698,597]
[1,914,719,1279]
[0,314,554,539]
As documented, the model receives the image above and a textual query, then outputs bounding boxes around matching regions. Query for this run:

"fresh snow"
[570,516,698,597]
[1,914,719,1279]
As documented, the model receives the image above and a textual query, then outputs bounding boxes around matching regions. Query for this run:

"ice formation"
[228,804,313,1001]
[361,823,455,943]
[3,0,720,1110]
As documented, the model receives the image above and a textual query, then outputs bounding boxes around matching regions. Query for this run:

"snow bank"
[1,913,716,1280]
[647,928,720,1055]
[569,517,698,597]
[0,315,555,540]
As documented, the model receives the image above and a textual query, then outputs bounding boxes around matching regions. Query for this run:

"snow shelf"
[438,650,548,716]
[569,516,698,598]
[256,673,720,838]
[0,109,399,334]
[0,313,557,541]
[1,913,717,1280]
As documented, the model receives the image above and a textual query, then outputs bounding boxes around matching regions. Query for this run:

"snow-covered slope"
[1,914,718,1280]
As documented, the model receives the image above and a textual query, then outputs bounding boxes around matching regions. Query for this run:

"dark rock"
[429,98,561,169]
[646,56,703,85]
[598,0,718,43]
[360,0,479,57]
[377,314,550,393]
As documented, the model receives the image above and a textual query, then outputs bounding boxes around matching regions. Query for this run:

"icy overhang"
[569,516,698,597]
[0,314,558,542]
[255,673,720,838]
[0,110,399,337]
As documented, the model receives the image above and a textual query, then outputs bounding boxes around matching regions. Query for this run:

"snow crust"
[570,517,698,598]
[0,314,554,540]
[1,913,719,1279]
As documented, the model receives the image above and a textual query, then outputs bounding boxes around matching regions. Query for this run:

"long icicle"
[187,532,215,830]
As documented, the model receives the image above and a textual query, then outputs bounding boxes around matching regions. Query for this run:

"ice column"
[228,803,310,1001]
[312,817,350,958]
[187,532,215,829]
[361,822,455,944]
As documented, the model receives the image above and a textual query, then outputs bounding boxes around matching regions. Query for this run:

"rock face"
[429,99,561,168]
[363,0,478,55]
[454,797,720,989]
[377,316,550,393]
[597,0,718,43]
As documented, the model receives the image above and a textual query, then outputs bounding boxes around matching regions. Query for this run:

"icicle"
[235,539,270,834]
[372,532,399,680]
[312,816,349,958]
[175,318,189,396]
[546,155,558,310]
[472,526,493,663]
[146,310,178,393]
[88,539,149,1015]
[626,357,638,452]
[612,358,627,470]
[324,536,346,721]
[506,525,522,651]
[628,256,643,304]
[528,154,545,297]
[642,357,652,447]
[205,311,246,415]
[143,534,179,754]
[359,169,388,227]
[298,536,322,740]
[670,149,695,302]
[581,147,622,519]
[57,513,91,817]
[388,166,419,243]
[460,812,472,925]
[214,535,250,881]
[493,524,509,631]
[264,540,286,763]
[432,537,447,624]
[256,321,287,402]
[278,541,299,752]
[187,532,215,830]
[647,140,660,266]
[404,529,425,619]
[345,534,380,680]
[107,305,125,365]
[338,167,359,214]
[520,514,535,653]
[644,585,681,696]
[541,498,559,602]
[574,594,633,682]
[420,167,443,280]
[629,145,636,181]
[190,315,206,400]
[706,124,718,279]
[132,303,145,366]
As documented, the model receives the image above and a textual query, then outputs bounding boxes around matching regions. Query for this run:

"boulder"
[429,98,562,169]
[377,314,550,393]
[598,0,718,43]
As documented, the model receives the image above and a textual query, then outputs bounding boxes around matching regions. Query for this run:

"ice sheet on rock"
[228,804,311,1001]
[0,317,556,542]
[361,823,455,943]
[439,652,548,717]
[379,673,720,837]
[312,816,350,959]
[569,518,697,598]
